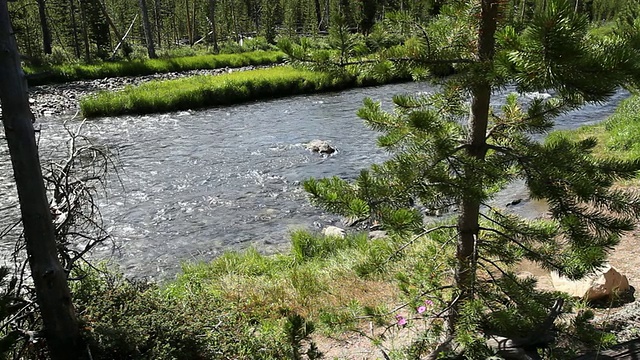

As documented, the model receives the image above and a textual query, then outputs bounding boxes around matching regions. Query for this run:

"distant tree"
[139,0,157,58]
[35,0,52,54]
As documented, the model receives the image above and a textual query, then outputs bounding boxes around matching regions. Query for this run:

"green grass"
[25,50,285,86]
[548,94,640,162]
[166,230,401,332]
[72,228,446,358]
[79,65,410,117]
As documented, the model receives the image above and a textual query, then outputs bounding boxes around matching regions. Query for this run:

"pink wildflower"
[396,314,407,326]
[417,306,427,314]
[425,299,434,306]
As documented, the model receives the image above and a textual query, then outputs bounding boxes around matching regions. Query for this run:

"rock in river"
[305,139,336,154]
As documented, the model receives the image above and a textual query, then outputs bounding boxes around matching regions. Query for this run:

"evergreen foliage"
[290,0,640,355]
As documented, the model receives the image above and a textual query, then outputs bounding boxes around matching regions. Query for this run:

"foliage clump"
[72,267,290,360]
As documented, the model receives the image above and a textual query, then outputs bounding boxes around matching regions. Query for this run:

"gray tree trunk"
[448,0,499,334]
[139,0,157,58]
[0,1,88,359]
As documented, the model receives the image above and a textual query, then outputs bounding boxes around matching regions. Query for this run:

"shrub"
[72,267,289,360]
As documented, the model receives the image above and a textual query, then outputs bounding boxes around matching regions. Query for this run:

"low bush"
[24,50,285,86]
[72,268,290,360]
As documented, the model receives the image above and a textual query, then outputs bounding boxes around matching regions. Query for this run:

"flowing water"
[0,82,629,279]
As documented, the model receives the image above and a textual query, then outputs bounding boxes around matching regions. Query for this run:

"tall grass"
[167,230,402,333]
[25,50,285,86]
[80,66,403,117]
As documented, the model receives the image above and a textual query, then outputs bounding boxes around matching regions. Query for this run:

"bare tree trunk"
[154,0,162,47]
[70,0,81,58]
[186,0,193,44]
[447,0,498,334]
[314,0,322,31]
[191,0,196,44]
[35,0,52,54]
[208,0,219,51]
[79,0,91,62]
[0,1,89,359]
[139,0,157,58]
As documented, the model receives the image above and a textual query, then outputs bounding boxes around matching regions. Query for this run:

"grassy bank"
[547,94,640,162]
[80,66,411,118]
[25,50,285,86]
[72,229,454,359]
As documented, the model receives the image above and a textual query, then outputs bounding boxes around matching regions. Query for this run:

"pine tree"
[296,0,640,355]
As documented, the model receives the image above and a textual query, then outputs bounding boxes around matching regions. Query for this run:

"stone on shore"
[368,230,388,240]
[322,226,345,238]
[551,264,629,301]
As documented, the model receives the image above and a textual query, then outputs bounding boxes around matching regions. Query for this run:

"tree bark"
[35,0,52,54]
[448,0,499,334]
[138,0,157,58]
[0,1,88,359]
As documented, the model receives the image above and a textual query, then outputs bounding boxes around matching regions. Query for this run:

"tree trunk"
[154,0,162,47]
[185,0,192,44]
[447,0,499,334]
[138,0,157,58]
[36,0,52,54]
[314,0,322,31]
[0,1,89,359]
[79,0,91,62]
[70,0,81,58]
[209,0,218,51]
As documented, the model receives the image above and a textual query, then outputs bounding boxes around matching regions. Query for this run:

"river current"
[0,82,629,279]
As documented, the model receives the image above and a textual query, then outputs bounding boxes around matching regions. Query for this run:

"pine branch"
[384,225,457,263]
[478,223,564,273]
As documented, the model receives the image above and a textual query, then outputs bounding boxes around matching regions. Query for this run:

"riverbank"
[79,66,412,118]
[26,64,272,117]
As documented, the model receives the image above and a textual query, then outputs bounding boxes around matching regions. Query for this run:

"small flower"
[425,299,434,306]
[396,314,407,326]
[417,306,427,314]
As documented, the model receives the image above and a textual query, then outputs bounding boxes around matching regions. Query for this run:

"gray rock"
[368,230,388,240]
[305,139,336,154]
[322,226,345,238]
[551,264,630,301]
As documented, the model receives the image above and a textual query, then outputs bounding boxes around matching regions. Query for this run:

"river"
[0,82,629,279]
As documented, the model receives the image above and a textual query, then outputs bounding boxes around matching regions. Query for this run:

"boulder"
[305,139,335,154]
[322,226,345,238]
[550,264,629,301]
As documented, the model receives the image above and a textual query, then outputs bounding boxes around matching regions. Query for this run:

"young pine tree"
[297,0,640,356]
